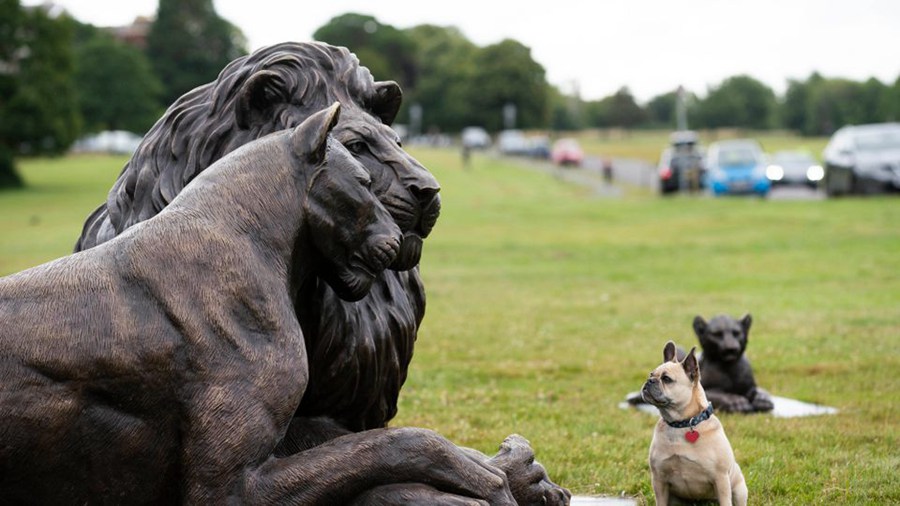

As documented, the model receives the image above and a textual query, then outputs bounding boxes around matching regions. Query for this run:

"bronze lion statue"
[76,41,436,437]
[73,42,569,504]
[0,103,521,504]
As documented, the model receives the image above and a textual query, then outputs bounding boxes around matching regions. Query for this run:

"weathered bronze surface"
[692,314,774,413]
[40,41,569,504]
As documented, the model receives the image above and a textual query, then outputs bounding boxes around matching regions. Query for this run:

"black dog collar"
[666,403,714,429]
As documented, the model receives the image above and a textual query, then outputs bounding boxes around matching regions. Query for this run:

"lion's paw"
[489,434,571,506]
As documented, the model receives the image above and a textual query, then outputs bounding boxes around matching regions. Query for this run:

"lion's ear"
[292,102,341,164]
[236,70,289,130]
[371,81,402,125]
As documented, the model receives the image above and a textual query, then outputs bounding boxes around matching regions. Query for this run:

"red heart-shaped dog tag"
[685,430,699,443]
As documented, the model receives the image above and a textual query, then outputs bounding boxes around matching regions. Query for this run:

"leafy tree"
[887,75,900,121]
[805,78,869,135]
[74,29,162,134]
[695,75,776,129]
[466,39,549,131]
[780,77,811,133]
[548,86,585,132]
[146,0,247,106]
[0,0,79,172]
[585,87,646,128]
[646,91,678,128]
[313,13,417,90]
[0,0,22,187]
[405,24,477,132]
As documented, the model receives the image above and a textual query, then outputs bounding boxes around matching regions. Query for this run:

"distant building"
[106,16,153,49]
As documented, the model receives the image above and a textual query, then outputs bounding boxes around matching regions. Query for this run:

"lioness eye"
[345,140,366,155]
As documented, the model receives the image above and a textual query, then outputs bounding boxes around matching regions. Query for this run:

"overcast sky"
[26,0,900,102]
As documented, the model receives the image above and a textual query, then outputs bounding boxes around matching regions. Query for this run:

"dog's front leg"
[245,427,517,505]
[650,473,669,505]
[714,473,734,506]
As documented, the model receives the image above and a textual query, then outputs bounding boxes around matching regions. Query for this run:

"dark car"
[766,150,824,188]
[658,130,705,194]
[822,122,900,196]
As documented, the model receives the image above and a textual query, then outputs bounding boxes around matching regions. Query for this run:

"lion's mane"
[75,42,423,434]
[76,42,387,249]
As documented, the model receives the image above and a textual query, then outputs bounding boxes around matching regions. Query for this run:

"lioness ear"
[663,341,677,363]
[682,346,700,383]
[740,313,752,337]
[292,102,341,164]
[236,70,289,130]
[371,81,402,125]
[692,315,708,339]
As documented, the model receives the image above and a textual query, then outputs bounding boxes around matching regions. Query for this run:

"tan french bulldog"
[641,341,748,506]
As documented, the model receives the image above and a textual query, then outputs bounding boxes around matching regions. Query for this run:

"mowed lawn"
[2,148,898,504]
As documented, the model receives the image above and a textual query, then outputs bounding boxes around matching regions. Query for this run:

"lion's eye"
[345,140,367,155]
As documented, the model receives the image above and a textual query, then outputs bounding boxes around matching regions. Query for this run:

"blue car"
[705,139,771,197]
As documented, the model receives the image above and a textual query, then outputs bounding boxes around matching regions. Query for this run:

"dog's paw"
[714,393,754,413]
[490,435,571,506]
[750,388,774,412]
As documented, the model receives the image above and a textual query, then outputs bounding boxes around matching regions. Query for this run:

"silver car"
[822,122,900,196]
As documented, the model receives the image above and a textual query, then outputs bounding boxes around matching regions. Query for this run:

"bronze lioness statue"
[76,41,433,437]
[73,42,568,504]
[0,103,521,504]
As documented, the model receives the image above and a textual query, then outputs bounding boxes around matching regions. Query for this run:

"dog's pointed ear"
[692,315,708,338]
[236,70,290,130]
[682,346,700,383]
[663,341,678,363]
[292,102,341,164]
[740,313,752,337]
[371,80,402,125]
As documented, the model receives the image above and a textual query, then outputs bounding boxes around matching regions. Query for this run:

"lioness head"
[296,103,402,301]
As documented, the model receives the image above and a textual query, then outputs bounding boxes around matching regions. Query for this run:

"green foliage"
[74,29,162,134]
[406,24,478,132]
[146,0,247,106]
[695,75,776,129]
[314,13,417,88]
[0,144,21,188]
[0,2,80,157]
[585,87,647,129]
[467,39,550,131]
[645,90,678,127]
[548,85,586,132]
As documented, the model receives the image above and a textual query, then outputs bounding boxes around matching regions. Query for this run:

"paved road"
[521,154,825,200]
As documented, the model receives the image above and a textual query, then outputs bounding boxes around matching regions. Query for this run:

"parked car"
[765,150,824,187]
[526,135,551,159]
[705,139,771,197]
[550,138,584,166]
[497,129,530,155]
[658,130,705,194]
[461,126,491,150]
[822,122,900,196]
[71,130,143,155]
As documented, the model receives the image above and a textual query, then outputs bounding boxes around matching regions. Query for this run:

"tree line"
[2,2,899,187]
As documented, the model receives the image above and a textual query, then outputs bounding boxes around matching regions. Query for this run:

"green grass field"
[1,146,898,504]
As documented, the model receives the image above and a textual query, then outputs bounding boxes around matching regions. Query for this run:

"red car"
[551,138,584,166]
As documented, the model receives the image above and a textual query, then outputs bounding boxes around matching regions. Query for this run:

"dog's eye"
[661,375,673,384]
[345,140,367,155]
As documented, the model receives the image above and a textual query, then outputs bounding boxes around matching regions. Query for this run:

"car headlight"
[807,165,824,182]
[766,164,784,181]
